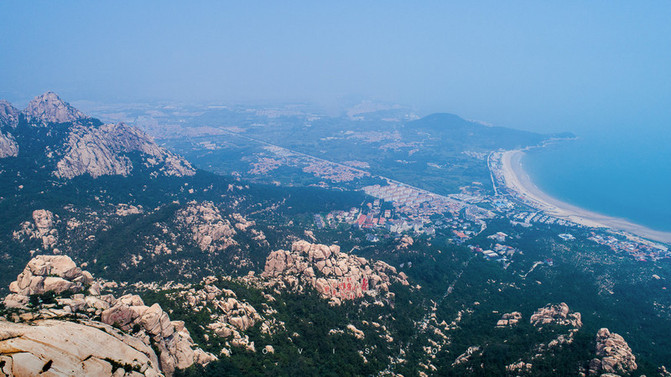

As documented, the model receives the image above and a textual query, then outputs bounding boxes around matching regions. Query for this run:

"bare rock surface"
[6,255,90,298]
[100,294,215,376]
[396,235,414,250]
[0,131,18,158]
[22,92,87,125]
[55,123,195,179]
[175,201,237,253]
[588,328,637,376]
[0,100,20,128]
[0,92,195,179]
[169,277,267,355]
[0,319,163,377]
[263,240,409,304]
[530,302,582,329]
[452,346,481,367]
[2,256,214,376]
[12,210,60,250]
[496,311,522,328]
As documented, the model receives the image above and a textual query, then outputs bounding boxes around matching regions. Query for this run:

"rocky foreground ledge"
[0,256,215,377]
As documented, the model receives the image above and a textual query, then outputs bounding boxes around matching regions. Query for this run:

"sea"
[522,129,671,233]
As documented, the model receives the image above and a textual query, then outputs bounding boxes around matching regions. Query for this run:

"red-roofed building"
[355,214,367,226]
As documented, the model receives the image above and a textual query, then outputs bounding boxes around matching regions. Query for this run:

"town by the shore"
[499,149,671,244]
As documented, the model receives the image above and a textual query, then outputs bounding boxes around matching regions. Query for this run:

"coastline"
[500,149,671,245]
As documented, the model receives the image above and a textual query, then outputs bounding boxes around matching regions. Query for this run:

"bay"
[523,131,671,232]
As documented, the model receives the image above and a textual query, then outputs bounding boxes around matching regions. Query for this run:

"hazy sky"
[1,1,670,133]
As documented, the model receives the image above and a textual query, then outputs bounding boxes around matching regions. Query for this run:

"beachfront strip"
[312,154,669,264]
[488,149,670,260]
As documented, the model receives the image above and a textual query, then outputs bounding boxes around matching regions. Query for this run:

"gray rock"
[22,91,87,125]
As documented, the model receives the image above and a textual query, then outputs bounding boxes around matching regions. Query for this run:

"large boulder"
[589,328,637,375]
[7,255,91,297]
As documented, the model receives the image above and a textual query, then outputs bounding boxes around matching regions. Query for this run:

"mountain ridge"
[0,92,195,179]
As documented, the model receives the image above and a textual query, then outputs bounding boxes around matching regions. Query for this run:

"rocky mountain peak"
[0,100,20,128]
[22,91,87,125]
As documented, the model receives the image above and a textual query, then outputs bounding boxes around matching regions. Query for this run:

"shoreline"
[499,149,671,245]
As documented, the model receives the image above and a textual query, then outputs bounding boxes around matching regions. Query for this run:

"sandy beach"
[500,149,671,244]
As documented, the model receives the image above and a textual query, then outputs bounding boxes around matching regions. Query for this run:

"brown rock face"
[22,91,87,125]
[32,210,54,237]
[1,93,195,179]
[171,280,264,355]
[588,328,637,376]
[100,295,214,376]
[496,311,522,328]
[263,240,409,303]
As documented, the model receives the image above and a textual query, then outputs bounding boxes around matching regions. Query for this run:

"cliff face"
[0,101,19,158]
[0,100,20,128]
[0,92,195,178]
[55,123,195,179]
[0,131,18,158]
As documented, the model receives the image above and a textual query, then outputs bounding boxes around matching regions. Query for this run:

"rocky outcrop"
[116,203,143,216]
[346,324,365,340]
[100,295,216,376]
[175,201,237,253]
[588,328,637,376]
[530,303,582,329]
[0,100,19,128]
[55,123,195,179]
[22,91,87,125]
[452,346,481,367]
[263,240,409,304]
[0,131,18,158]
[0,319,164,377]
[6,255,91,300]
[396,235,414,250]
[169,277,265,355]
[496,311,522,328]
[2,256,215,376]
[13,210,59,249]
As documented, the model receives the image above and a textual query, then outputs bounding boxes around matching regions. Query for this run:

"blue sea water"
[522,130,671,232]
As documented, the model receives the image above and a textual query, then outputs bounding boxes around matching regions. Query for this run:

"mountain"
[22,91,87,125]
[0,92,195,180]
[404,113,552,150]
